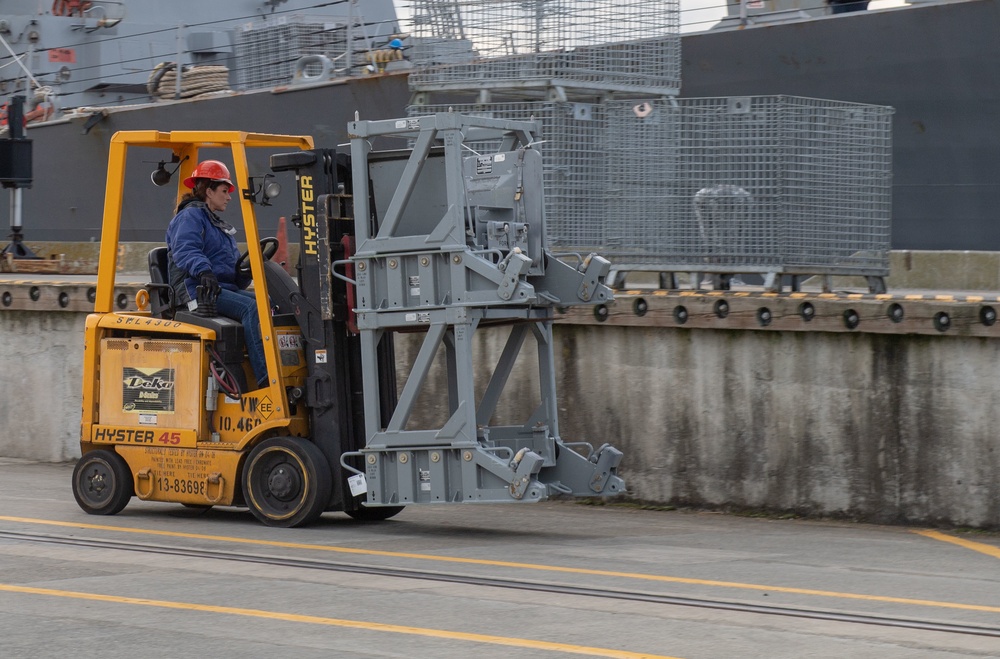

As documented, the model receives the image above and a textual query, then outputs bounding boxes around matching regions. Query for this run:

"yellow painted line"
[0,583,678,659]
[2,516,999,614]
[914,529,1000,560]
[967,296,984,303]
[934,295,956,302]
[875,294,893,300]
[904,295,926,301]
[652,290,669,296]
[789,293,808,299]
[847,294,864,299]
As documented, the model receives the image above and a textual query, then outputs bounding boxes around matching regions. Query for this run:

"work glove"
[197,270,221,298]
[195,270,221,315]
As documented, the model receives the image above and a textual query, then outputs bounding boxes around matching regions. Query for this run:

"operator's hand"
[198,270,221,298]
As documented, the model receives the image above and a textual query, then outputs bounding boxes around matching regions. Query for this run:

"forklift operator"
[165,159,268,389]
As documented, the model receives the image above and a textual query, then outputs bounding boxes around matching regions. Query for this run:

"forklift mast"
[268,148,397,516]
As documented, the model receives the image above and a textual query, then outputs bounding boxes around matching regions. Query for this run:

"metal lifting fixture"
[340,112,624,506]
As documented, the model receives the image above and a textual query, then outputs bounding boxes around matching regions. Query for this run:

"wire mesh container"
[408,96,893,283]
[605,96,894,277]
[402,0,681,97]
[407,101,609,253]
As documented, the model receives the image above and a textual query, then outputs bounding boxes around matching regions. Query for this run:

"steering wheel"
[237,237,280,276]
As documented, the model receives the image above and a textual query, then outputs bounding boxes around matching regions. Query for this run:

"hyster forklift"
[73,114,624,527]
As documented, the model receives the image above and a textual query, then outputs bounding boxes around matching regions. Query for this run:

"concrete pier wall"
[553,328,1000,528]
[6,306,999,528]
[1,312,87,462]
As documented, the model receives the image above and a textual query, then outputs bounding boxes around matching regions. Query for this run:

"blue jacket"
[166,199,250,304]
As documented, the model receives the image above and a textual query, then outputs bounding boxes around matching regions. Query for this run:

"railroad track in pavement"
[1,528,998,639]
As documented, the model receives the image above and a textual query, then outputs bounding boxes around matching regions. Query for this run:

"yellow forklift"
[74,117,624,527]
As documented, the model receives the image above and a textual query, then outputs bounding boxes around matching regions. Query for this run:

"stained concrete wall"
[392,325,1000,529]
[6,309,1000,528]
[1,312,87,462]
[551,327,1000,528]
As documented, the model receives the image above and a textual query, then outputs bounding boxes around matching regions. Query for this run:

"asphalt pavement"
[0,459,998,658]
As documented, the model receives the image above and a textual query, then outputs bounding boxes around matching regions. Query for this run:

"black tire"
[242,437,332,527]
[345,505,405,522]
[72,450,133,516]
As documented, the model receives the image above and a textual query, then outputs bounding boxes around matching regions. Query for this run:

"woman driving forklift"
[165,159,268,389]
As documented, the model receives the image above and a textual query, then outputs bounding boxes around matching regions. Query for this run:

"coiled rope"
[147,63,230,100]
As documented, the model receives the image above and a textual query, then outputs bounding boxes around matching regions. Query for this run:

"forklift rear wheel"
[345,505,405,522]
[243,437,332,527]
[72,450,133,516]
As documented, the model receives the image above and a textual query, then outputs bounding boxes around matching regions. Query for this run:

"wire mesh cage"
[234,15,352,90]
[406,101,609,253]
[605,96,894,278]
[408,96,893,284]
[402,0,681,97]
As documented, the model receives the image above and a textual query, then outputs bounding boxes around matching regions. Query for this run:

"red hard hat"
[183,160,235,192]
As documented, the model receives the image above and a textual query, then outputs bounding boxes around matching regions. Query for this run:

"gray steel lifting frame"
[340,112,624,506]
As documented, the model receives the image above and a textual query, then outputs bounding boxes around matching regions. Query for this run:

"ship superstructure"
[0,0,401,117]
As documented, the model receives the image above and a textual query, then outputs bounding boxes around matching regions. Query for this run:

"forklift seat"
[146,246,176,319]
[145,246,250,389]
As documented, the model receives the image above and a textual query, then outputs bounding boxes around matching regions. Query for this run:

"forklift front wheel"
[243,437,332,528]
[72,449,134,516]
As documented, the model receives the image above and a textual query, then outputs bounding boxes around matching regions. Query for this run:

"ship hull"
[19,74,412,242]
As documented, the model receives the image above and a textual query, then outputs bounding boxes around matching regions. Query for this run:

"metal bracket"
[81,109,107,135]
[577,254,611,302]
[509,448,545,499]
[497,249,531,300]
[589,443,624,494]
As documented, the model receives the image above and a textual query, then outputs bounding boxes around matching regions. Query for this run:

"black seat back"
[146,246,175,318]
[263,260,299,316]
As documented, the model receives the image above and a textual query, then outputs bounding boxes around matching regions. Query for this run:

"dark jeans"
[216,288,267,387]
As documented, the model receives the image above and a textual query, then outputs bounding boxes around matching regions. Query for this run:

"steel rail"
[2,529,998,638]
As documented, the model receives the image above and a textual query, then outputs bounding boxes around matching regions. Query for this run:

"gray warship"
[0,0,412,242]
[1,0,995,252]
